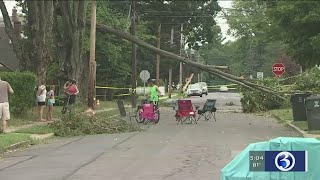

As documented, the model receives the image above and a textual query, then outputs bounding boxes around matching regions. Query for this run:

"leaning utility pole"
[131,0,137,108]
[156,23,161,86]
[88,0,97,109]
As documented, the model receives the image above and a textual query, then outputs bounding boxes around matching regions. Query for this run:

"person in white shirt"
[37,80,47,121]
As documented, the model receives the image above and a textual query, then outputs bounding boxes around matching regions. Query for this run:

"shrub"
[0,72,37,115]
[49,113,141,137]
[240,78,288,113]
[292,67,320,93]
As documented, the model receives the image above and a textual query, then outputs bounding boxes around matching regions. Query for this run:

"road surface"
[0,93,299,180]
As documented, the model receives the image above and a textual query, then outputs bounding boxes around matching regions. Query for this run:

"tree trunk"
[25,1,54,82]
[57,1,88,99]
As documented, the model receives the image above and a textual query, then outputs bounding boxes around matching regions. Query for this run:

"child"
[46,85,55,121]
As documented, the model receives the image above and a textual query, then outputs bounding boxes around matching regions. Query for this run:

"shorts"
[65,95,76,105]
[0,102,10,121]
[38,102,46,106]
[47,99,55,106]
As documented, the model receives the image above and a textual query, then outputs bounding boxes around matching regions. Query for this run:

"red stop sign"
[272,63,285,77]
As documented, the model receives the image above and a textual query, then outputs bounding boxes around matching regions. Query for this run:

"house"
[0,7,23,71]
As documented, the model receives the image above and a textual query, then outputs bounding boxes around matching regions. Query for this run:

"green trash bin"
[305,95,320,131]
[290,92,311,121]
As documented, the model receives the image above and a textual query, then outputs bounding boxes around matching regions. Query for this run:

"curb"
[0,140,31,154]
[0,133,55,155]
[30,133,55,140]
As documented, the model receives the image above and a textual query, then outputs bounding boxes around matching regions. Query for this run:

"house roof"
[0,26,19,71]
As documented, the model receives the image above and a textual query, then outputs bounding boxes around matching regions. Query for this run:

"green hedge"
[240,78,288,113]
[0,72,37,116]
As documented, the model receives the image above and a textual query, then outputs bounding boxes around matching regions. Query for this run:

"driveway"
[0,93,299,180]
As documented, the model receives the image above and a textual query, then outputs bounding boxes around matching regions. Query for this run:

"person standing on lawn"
[0,78,14,133]
[46,85,55,121]
[37,80,47,121]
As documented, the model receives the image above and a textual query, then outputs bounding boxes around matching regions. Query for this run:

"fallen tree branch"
[91,20,286,101]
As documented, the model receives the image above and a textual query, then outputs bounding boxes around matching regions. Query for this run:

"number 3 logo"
[275,152,295,171]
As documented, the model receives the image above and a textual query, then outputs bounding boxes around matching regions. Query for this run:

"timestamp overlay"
[249,151,266,171]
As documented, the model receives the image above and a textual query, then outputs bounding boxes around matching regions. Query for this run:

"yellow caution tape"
[95,86,131,90]
[113,93,131,97]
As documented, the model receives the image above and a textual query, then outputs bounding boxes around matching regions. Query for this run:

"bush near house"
[0,72,37,115]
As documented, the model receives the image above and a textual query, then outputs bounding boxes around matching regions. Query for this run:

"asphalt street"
[0,92,299,180]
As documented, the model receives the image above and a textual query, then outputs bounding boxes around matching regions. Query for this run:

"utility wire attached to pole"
[130,0,137,108]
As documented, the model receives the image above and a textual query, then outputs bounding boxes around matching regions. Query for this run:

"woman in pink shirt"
[62,79,79,114]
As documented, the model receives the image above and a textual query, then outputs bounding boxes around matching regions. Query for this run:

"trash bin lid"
[294,92,312,96]
[306,95,320,101]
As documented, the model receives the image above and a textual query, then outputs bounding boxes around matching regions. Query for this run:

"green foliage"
[137,0,222,49]
[49,113,141,137]
[240,78,287,113]
[292,67,320,93]
[53,96,65,106]
[265,1,320,67]
[0,72,36,115]
[219,0,290,77]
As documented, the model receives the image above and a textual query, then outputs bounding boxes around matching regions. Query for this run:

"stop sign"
[272,63,285,77]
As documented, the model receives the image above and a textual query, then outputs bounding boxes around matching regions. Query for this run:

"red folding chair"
[175,100,197,124]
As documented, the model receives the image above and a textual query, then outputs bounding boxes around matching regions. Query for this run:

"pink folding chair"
[140,103,159,123]
[175,100,197,124]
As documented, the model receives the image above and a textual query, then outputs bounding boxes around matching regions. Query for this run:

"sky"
[217,0,235,42]
[0,1,21,16]
[1,0,235,42]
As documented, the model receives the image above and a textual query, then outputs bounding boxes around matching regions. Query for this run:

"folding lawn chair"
[140,103,158,123]
[197,99,217,121]
[175,100,197,124]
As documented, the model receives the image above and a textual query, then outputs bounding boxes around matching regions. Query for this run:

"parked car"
[195,82,208,95]
[220,85,229,92]
[187,83,203,97]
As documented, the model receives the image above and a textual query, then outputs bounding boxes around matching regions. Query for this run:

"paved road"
[0,93,299,180]
[184,92,242,112]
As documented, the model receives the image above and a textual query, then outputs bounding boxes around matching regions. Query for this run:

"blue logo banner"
[265,151,307,172]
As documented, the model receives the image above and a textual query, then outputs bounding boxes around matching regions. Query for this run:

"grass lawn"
[14,125,54,134]
[268,108,293,122]
[0,133,31,151]
[268,108,319,134]
[291,121,308,131]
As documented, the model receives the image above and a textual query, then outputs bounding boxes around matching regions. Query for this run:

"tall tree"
[265,0,320,68]
[0,0,54,81]
[55,0,88,96]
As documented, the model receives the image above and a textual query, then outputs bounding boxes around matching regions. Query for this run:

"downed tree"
[90,20,286,100]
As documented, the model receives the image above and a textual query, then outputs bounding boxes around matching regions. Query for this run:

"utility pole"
[168,69,172,98]
[168,26,174,98]
[179,23,184,88]
[88,0,97,109]
[156,23,161,86]
[131,0,137,108]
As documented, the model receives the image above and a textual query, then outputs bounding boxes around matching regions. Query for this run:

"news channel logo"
[275,152,296,171]
[265,151,308,172]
